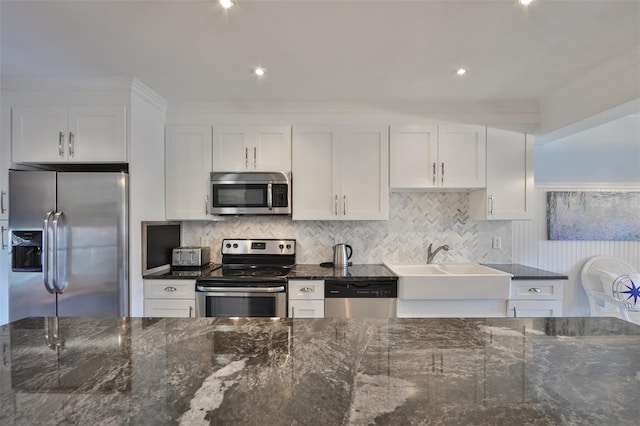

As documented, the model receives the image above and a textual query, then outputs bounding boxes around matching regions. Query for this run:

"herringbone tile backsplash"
[183,192,512,264]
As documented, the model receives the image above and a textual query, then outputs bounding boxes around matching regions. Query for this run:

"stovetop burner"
[221,266,292,278]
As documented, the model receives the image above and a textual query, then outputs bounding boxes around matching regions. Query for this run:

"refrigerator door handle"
[43,211,55,294]
[51,211,65,294]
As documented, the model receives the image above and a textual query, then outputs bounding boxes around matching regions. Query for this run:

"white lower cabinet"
[507,279,564,318]
[288,280,324,318]
[143,279,196,318]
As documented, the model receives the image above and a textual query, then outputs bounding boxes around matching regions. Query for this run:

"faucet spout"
[427,243,450,264]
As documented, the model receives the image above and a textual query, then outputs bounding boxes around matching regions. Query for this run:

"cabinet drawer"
[144,299,195,318]
[288,280,324,300]
[510,280,563,300]
[144,279,195,299]
[288,300,324,318]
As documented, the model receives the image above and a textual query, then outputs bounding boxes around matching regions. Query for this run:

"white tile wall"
[183,192,512,265]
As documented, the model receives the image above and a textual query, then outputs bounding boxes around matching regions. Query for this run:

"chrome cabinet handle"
[164,286,177,292]
[253,146,257,169]
[432,162,436,185]
[189,306,193,318]
[489,195,495,215]
[1,190,6,214]
[68,132,75,157]
[513,306,517,318]
[335,194,338,216]
[1,225,7,251]
[441,162,445,185]
[300,287,314,293]
[245,147,249,169]
[43,211,55,294]
[528,288,542,293]
[58,132,65,157]
[343,195,347,216]
[205,195,210,215]
[51,211,64,293]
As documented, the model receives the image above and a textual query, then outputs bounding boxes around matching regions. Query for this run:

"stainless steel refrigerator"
[8,169,128,322]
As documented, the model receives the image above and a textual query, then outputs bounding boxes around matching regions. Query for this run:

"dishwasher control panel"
[324,279,398,298]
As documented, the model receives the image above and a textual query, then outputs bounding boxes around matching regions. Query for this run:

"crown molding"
[131,78,168,114]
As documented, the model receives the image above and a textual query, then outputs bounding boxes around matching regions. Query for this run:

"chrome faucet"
[427,243,449,264]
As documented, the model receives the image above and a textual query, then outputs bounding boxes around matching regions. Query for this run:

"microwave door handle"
[43,211,55,294]
[267,183,273,210]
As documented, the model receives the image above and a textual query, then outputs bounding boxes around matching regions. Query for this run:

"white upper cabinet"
[469,128,534,220]
[292,125,389,220]
[390,124,486,189]
[11,106,126,163]
[212,126,291,172]
[165,125,213,220]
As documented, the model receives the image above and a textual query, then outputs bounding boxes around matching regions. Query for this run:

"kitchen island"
[1,316,639,425]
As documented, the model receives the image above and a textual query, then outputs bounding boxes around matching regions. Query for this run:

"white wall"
[128,85,167,317]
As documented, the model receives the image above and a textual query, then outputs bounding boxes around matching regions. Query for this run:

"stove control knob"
[233,243,238,249]
[225,243,231,248]
[286,244,292,249]
[279,244,284,250]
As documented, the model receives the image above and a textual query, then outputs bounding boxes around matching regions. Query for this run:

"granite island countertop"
[2,316,639,425]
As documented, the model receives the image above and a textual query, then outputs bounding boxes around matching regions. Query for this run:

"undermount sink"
[384,262,512,300]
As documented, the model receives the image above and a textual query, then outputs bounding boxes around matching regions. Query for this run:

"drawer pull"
[164,286,177,292]
[300,287,314,293]
[528,288,542,293]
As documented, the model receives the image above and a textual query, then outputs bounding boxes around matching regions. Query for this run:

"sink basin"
[438,264,503,275]
[385,264,449,275]
[384,262,508,277]
[384,262,512,300]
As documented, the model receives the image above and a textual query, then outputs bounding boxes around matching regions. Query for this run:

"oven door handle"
[196,285,285,293]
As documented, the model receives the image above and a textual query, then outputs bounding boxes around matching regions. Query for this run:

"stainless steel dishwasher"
[324,278,398,318]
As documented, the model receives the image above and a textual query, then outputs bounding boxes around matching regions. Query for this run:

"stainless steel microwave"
[209,171,292,215]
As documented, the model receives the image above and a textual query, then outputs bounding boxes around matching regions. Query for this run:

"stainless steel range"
[195,239,295,318]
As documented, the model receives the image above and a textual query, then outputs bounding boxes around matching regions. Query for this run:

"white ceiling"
[1,0,639,109]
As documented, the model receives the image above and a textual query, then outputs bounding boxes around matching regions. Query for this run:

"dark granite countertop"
[2,316,639,425]
[143,264,221,279]
[483,263,569,280]
[287,263,397,280]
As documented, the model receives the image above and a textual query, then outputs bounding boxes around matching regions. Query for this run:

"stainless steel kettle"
[333,243,353,267]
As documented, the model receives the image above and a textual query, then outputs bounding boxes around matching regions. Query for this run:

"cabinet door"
[165,125,213,220]
[212,127,251,171]
[11,107,68,163]
[390,125,438,188]
[292,127,340,220]
[0,222,8,325]
[67,106,127,162]
[253,126,291,171]
[437,125,486,188]
[288,300,324,318]
[340,126,389,220]
[487,129,533,220]
[507,300,563,318]
[144,299,196,318]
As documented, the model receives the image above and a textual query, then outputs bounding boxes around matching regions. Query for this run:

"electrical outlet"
[492,236,502,249]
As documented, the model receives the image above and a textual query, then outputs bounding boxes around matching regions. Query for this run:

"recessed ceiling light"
[519,0,534,5]
[454,67,468,77]
[253,67,266,77]
[219,0,235,9]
